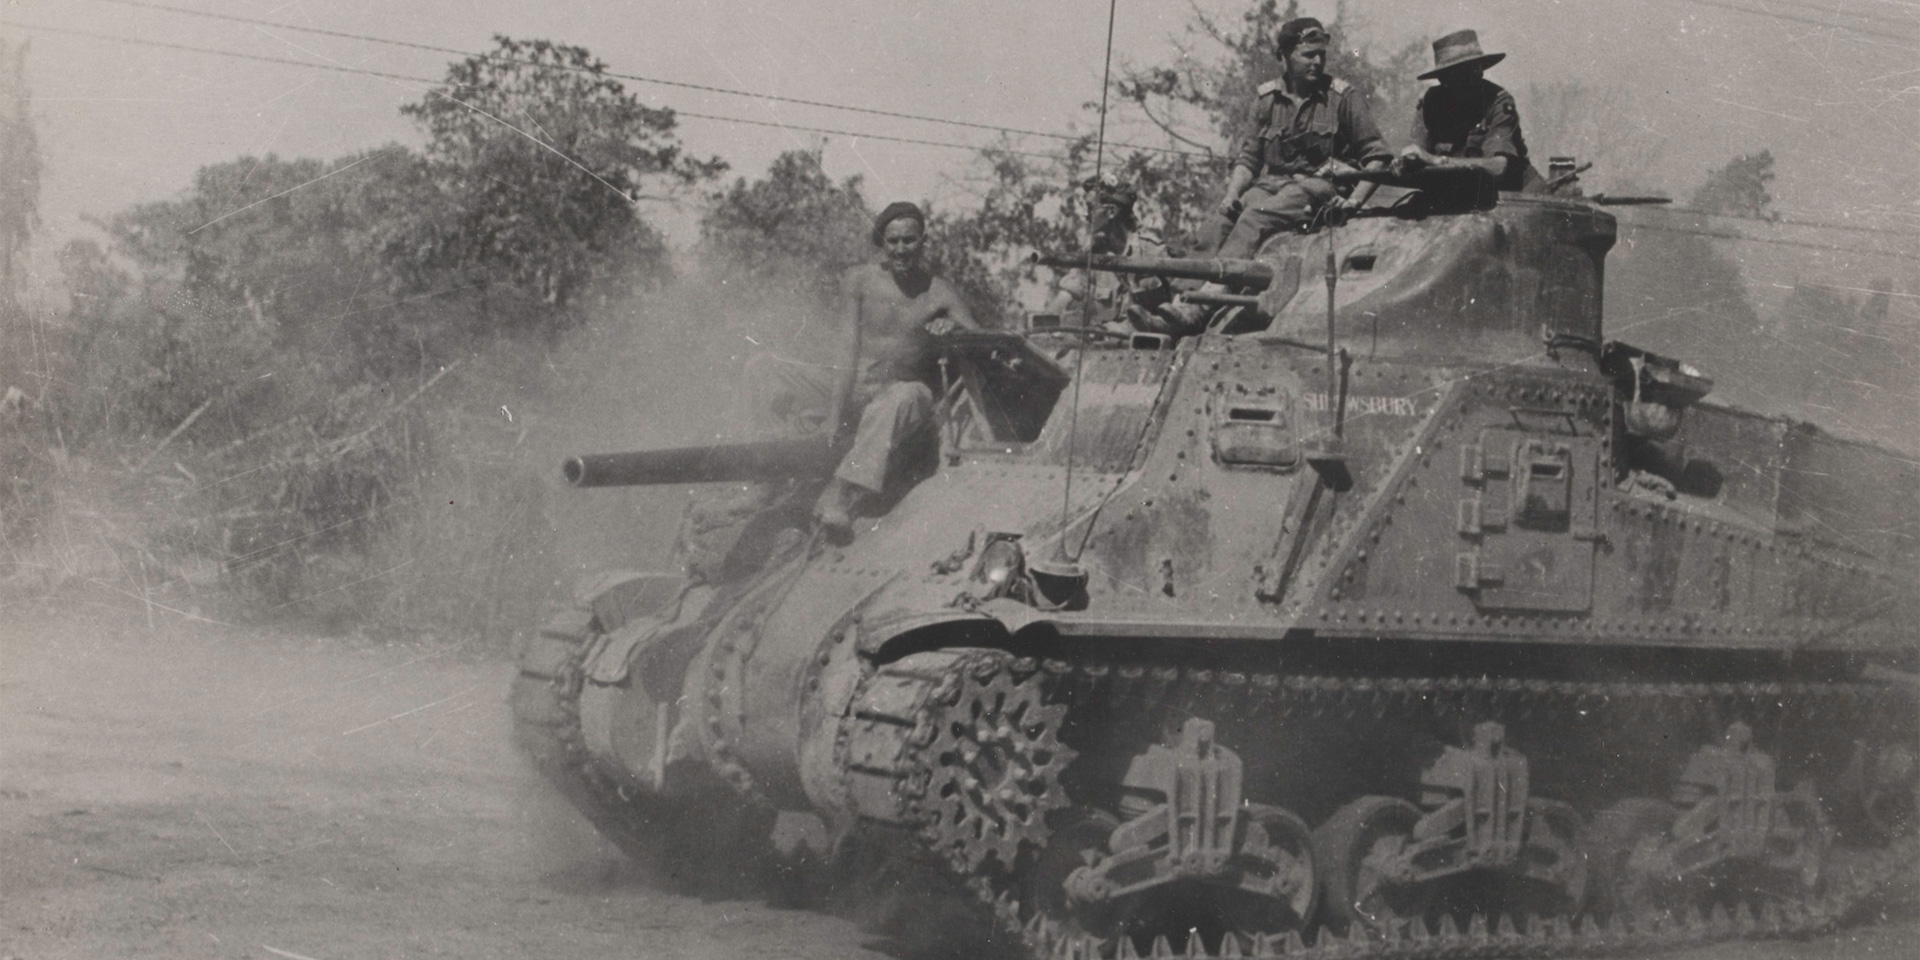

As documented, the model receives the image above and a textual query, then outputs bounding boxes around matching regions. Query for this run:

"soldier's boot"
[814,478,859,543]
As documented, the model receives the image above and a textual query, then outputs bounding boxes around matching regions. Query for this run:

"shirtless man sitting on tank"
[750,201,977,540]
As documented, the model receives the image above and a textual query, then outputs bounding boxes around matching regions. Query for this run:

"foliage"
[1607,153,1774,396]
[1768,279,1916,449]
[1689,150,1775,219]
[0,39,38,301]
[930,0,1422,318]
[1,38,43,399]
[697,149,872,297]
[25,37,719,637]
[1519,81,1667,192]
[394,36,722,320]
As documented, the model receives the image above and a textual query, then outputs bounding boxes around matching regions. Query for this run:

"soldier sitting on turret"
[1392,30,1545,193]
[748,201,977,541]
[1205,17,1391,258]
[1045,174,1206,337]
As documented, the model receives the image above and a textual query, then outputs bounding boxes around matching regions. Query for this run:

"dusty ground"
[2,593,1913,960]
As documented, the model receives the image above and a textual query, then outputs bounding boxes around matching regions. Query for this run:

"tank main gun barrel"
[1030,251,1274,289]
[563,437,837,488]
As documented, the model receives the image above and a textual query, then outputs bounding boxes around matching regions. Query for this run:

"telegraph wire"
[1751,0,1920,31]
[3,21,1066,161]
[1675,0,1920,47]
[1652,206,1920,240]
[1620,219,1920,264]
[74,2,1920,239]
[90,0,1202,159]
[13,21,1919,260]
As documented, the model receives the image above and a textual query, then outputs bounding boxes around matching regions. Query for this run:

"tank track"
[847,650,1919,960]
[511,602,770,875]
[510,604,659,857]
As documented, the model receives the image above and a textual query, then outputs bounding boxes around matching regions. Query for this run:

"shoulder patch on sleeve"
[1328,77,1351,94]
[1256,79,1284,97]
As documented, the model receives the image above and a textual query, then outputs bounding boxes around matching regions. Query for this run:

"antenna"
[1057,0,1122,561]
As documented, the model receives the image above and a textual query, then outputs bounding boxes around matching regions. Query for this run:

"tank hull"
[518,198,1917,960]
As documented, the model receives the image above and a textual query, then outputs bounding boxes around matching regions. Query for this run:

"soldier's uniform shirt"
[1232,76,1391,180]
[1408,77,1542,192]
[1214,76,1391,259]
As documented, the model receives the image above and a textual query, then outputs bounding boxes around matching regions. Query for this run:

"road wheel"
[1584,797,1677,918]
[1314,796,1427,933]
[1238,803,1319,929]
[1524,799,1590,915]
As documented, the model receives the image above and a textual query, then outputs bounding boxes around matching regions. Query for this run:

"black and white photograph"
[1,2,1915,958]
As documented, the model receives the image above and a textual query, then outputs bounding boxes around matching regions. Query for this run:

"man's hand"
[1322,194,1356,226]
[925,315,959,337]
[1214,194,1242,219]
[1314,158,1361,181]
[1393,145,1438,177]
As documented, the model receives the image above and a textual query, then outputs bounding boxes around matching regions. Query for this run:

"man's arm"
[1219,96,1266,216]
[828,267,865,439]
[1334,87,1391,210]
[1219,164,1256,217]
[1396,90,1516,180]
[925,277,979,333]
[1462,90,1522,181]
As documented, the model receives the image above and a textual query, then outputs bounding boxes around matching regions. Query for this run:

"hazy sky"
[9,0,1918,265]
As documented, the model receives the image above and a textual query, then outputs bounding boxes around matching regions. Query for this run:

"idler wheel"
[1313,795,1430,932]
[1584,797,1678,917]
[921,663,1075,873]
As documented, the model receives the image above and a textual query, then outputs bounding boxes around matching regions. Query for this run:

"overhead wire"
[13,18,1919,259]
[1674,0,1920,47]
[1746,0,1920,31]
[89,0,1204,159]
[1657,206,1920,239]
[1619,219,1920,263]
[2,21,1067,161]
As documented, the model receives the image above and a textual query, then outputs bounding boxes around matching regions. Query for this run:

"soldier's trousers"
[1215,175,1337,260]
[745,354,933,495]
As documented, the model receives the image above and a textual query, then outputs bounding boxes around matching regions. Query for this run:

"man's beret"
[871,201,927,246]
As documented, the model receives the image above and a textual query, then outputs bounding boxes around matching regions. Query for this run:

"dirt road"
[0,598,906,960]
[3,596,1912,960]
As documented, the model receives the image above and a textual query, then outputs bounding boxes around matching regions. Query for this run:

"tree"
[1690,151,1774,219]
[0,39,38,302]
[1,38,43,393]
[1109,0,1422,242]
[931,1,1422,320]
[1607,153,1773,408]
[394,36,723,324]
[1519,81,1667,192]
[697,149,871,296]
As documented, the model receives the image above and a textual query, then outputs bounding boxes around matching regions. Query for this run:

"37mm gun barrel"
[1030,251,1274,289]
[563,437,837,488]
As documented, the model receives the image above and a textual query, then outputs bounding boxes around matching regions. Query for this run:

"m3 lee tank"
[513,176,1918,960]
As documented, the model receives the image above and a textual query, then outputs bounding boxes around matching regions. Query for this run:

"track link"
[510,601,771,879]
[845,653,1920,960]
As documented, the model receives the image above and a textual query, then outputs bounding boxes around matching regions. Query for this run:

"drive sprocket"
[919,658,1077,873]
